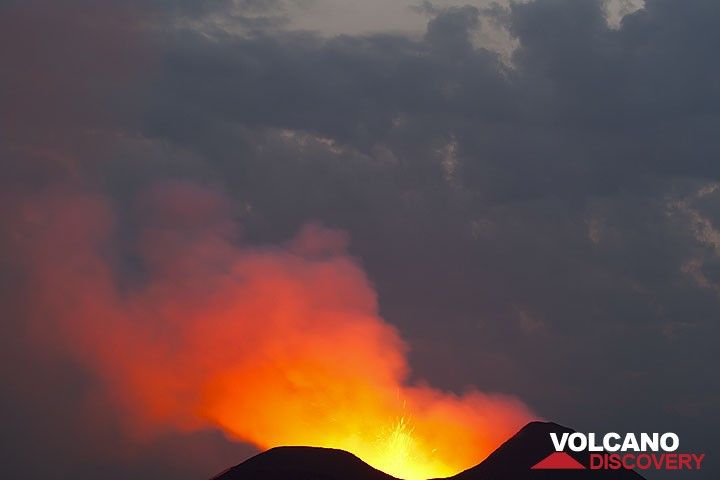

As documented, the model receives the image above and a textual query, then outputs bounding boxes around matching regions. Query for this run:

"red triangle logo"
[531,451,586,470]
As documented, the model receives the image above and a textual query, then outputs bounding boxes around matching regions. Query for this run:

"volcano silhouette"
[211,422,646,480]
[211,446,400,480]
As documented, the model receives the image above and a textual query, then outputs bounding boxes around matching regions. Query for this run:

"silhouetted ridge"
[211,446,400,480]
[447,421,645,480]
[447,421,574,478]
[211,422,647,480]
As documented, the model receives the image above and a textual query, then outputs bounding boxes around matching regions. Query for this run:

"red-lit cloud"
[7,182,534,479]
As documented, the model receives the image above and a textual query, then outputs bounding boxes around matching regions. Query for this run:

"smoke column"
[1,4,533,476]
[6,181,535,479]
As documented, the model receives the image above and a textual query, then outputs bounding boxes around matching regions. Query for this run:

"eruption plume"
[7,182,534,479]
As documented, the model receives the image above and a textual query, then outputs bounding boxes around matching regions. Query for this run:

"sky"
[0,0,718,479]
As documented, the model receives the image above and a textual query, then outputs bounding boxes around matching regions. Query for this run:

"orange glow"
[10,183,534,479]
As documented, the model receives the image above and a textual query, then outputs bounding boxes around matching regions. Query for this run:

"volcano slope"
[211,422,646,480]
[443,421,646,480]
[211,445,400,480]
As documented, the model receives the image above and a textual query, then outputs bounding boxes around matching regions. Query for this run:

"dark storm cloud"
[2,0,719,478]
